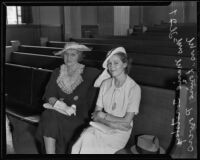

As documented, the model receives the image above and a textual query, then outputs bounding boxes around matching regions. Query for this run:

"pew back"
[47,41,192,57]
[129,65,189,89]
[5,63,52,121]
[10,52,63,70]
[18,45,62,55]
[9,52,103,70]
[9,52,192,90]
[126,85,176,153]
[5,63,33,108]
[13,46,196,70]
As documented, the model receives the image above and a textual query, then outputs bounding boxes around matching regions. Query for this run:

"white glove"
[67,104,76,116]
[54,101,76,116]
[54,100,70,112]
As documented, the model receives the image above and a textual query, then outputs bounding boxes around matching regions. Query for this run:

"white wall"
[114,6,130,35]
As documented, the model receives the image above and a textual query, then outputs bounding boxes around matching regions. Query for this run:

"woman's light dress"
[72,75,141,154]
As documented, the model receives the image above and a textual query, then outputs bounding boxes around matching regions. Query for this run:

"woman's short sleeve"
[96,81,106,109]
[127,84,141,115]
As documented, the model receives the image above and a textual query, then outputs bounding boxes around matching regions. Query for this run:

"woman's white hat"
[94,47,126,87]
[102,47,126,69]
[54,42,92,56]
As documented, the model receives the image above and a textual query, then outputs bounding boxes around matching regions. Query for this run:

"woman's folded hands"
[91,111,131,131]
[43,100,76,116]
[91,110,105,121]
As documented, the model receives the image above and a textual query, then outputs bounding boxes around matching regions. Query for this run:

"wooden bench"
[17,45,108,58]
[8,51,193,90]
[5,63,190,155]
[5,63,186,155]
[10,52,63,70]
[9,52,103,70]
[5,63,101,124]
[47,41,192,57]
[11,44,196,70]
[14,41,194,58]
[125,86,176,154]
[18,45,62,55]
[5,63,52,124]
[70,37,179,49]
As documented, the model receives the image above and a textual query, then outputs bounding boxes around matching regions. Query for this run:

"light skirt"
[71,126,132,154]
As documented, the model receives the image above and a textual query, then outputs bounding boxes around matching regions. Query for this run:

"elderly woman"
[35,42,100,154]
[71,47,141,154]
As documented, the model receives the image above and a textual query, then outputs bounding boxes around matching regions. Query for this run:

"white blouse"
[96,75,141,118]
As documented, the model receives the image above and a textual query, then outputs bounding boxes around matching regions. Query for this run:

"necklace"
[111,76,127,111]
[112,102,117,110]
[111,88,119,111]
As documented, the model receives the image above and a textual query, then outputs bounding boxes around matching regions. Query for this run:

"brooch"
[73,96,79,101]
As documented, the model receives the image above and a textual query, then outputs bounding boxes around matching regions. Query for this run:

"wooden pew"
[47,41,118,52]
[5,62,191,155]
[18,45,62,55]
[129,65,189,90]
[5,63,101,124]
[85,51,196,70]
[70,37,178,49]
[17,45,108,57]
[96,35,170,41]
[13,45,196,70]
[129,53,196,70]
[10,52,63,70]
[5,62,185,154]
[8,52,192,90]
[126,86,176,153]
[9,52,103,70]
[5,63,33,111]
[132,23,196,35]
[5,63,52,124]
[47,41,192,57]
[16,42,195,58]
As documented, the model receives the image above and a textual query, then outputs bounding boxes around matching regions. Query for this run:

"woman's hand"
[91,111,106,122]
